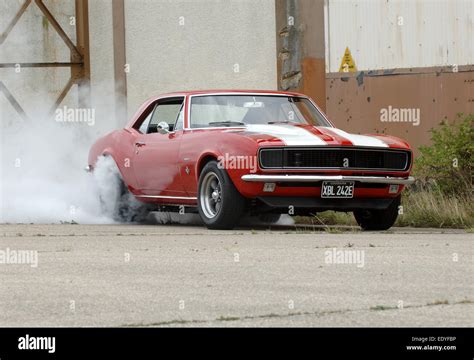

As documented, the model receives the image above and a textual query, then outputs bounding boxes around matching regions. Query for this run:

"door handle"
[135,141,146,147]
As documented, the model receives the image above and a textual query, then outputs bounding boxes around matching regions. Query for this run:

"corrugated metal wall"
[325,0,474,72]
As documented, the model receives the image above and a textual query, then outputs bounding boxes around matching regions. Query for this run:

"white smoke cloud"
[0,1,118,224]
[0,114,295,226]
[0,116,115,224]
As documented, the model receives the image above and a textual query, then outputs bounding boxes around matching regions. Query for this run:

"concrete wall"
[0,0,77,125]
[123,0,278,120]
[88,0,116,131]
[2,0,277,128]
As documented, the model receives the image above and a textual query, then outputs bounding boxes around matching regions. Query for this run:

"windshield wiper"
[267,121,291,124]
[208,121,245,126]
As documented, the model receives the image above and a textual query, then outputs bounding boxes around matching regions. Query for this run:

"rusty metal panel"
[325,66,474,152]
[326,0,474,72]
[75,0,91,108]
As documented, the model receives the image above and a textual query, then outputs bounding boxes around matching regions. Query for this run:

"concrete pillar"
[275,0,326,111]
[112,0,128,126]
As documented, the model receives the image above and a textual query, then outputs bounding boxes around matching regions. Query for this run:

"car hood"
[225,123,410,149]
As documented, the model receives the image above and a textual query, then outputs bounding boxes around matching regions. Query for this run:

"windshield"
[189,95,331,128]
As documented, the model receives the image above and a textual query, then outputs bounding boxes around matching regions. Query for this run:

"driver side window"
[148,98,184,133]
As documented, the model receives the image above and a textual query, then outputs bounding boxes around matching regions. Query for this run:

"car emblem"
[185,166,190,175]
[343,158,349,168]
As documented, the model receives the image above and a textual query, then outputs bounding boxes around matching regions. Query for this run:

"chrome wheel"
[200,172,222,219]
[197,161,245,229]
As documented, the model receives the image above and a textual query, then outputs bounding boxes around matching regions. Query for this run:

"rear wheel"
[353,195,400,230]
[198,161,245,229]
[94,156,151,222]
[111,177,151,223]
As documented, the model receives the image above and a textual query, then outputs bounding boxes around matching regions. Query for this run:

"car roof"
[150,89,308,98]
[127,90,323,129]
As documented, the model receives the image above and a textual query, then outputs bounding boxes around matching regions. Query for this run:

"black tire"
[113,177,151,223]
[197,161,245,229]
[258,213,282,224]
[353,196,401,230]
[95,156,150,223]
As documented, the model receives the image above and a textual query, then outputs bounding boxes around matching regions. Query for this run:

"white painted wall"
[325,0,474,72]
[124,0,278,119]
[88,0,116,132]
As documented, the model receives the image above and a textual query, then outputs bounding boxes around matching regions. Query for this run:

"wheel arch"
[196,153,219,178]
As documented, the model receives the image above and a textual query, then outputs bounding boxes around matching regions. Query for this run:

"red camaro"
[88,90,414,230]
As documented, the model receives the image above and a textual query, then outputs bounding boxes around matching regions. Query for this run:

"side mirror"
[157,121,169,134]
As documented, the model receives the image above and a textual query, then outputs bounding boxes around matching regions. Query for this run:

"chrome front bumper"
[241,174,415,185]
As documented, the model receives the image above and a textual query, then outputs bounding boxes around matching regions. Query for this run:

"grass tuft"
[293,188,473,229]
[396,188,473,229]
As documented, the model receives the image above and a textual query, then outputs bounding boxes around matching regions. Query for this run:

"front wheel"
[353,196,401,230]
[197,161,245,229]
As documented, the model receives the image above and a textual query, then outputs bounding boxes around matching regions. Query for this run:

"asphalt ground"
[0,220,472,327]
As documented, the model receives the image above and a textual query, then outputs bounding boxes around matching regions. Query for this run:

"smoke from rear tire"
[93,156,151,222]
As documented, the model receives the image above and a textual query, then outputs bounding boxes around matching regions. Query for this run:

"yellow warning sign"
[339,47,357,72]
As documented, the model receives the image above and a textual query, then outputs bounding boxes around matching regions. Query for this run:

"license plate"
[321,181,354,198]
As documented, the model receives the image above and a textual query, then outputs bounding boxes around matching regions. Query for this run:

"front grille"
[259,147,410,171]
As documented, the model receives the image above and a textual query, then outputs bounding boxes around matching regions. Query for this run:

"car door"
[132,97,186,196]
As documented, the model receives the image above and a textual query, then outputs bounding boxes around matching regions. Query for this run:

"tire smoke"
[0,119,114,224]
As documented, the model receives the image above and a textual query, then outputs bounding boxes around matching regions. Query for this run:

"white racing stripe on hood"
[244,124,327,146]
[323,127,388,148]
